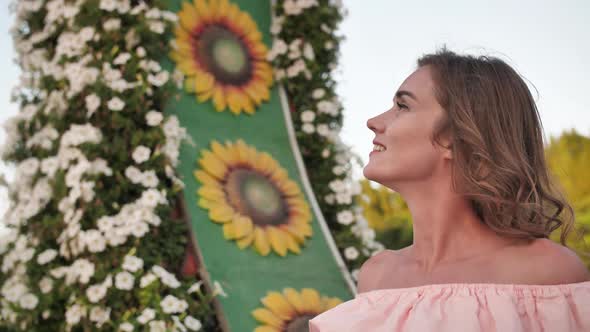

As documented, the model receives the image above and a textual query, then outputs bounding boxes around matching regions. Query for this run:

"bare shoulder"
[356,249,403,294]
[508,238,590,284]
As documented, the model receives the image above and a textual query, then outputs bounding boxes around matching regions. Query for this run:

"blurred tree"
[545,129,590,267]
[356,179,413,250]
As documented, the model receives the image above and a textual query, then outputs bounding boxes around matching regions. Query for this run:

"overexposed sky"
[336,0,590,175]
[1,0,589,231]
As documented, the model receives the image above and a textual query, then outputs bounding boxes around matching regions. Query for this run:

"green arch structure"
[161,0,355,330]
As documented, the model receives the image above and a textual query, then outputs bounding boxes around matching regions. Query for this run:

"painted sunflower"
[252,288,342,332]
[171,0,273,115]
[195,139,313,256]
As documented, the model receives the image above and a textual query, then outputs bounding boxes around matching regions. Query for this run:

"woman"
[308,48,590,331]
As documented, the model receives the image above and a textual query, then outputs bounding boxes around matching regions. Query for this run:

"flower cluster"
[0,0,218,330]
[268,0,384,280]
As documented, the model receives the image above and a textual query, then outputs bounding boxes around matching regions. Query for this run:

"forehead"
[397,66,437,103]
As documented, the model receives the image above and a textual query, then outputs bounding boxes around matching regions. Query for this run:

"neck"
[388,173,514,273]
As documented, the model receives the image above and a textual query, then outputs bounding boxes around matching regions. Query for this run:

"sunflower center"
[195,25,252,85]
[225,169,289,226]
[285,314,316,332]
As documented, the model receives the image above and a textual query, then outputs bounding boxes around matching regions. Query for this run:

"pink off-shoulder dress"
[308,281,590,332]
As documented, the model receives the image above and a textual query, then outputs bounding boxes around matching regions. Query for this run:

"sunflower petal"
[193,0,211,21]
[278,179,301,196]
[301,288,322,314]
[212,85,227,111]
[199,150,228,180]
[281,224,305,245]
[208,204,235,223]
[284,231,301,254]
[267,226,288,257]
[197,185,226,203]
[194,170,219,186]
[222,222,237,240]
[179,1,201,31]
[198,198,213,209]
[323,297,343,310]
[233,215,254,239]
[254,227,271,256]
[253,326,280,332]
[210,140,236,164]
[236,230,255,249]
[261,291,296,321]
[226,88,243,115]
[282,288,306,313]
[195,72,215,93]
[251,308,283,328]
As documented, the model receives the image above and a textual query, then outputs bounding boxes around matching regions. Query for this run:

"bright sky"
[1,0,589,232]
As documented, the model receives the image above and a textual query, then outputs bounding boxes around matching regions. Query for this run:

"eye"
[395,101,408,111]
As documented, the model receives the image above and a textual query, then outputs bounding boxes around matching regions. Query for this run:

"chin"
[362,163,382,182]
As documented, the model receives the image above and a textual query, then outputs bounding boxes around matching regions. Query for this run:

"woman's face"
[363,65,452,189]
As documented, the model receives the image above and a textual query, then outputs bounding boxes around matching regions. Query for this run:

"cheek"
[364,125,440,180]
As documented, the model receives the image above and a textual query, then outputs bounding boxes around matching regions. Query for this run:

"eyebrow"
[394,90,418,102]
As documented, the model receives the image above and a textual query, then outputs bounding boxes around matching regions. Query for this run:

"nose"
[367,115,382,133]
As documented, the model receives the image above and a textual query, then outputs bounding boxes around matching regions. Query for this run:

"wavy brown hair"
[417,47,581,247]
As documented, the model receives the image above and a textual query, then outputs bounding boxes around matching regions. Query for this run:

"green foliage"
[545,129,590,268]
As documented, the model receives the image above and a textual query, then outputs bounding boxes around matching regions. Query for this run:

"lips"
[372,139,386,152]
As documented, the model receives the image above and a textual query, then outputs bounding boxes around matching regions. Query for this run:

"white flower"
[332,165,345,175]
[65,304,86,325]
[37,249,58,265]
[114,53,132,65]
[136,46,146,57]
[149,21,165,34]
[103,18,121,31]
[119,322,134,331]
[316,124,330,137]
[72,258,95,284]
[184,316,202,331]
[337,210,355,225]
[147,71,170,86]
[325,41,334,50]
[312,88,325,99]
[161,274,181,288]
[107,97,125,111]
[85,94,101,118]
[329,179,346,192]
[125,166,142,183]
[160,295,187,314]
[19,293,38,309]
[132,146,151,164]
[187,281,203,294]
[351,268,360,281]
[212,280,227,297]
[303,43,315,60]
[344,246,359,260]
[140,273,157,288]
[141,170,159,188]
[300,110,315,123]
[99,0,117,11]
[84,230,106,253]
[321,148,330,158]
[115,271,135,290]
[137,308,156,324]
[336,192,352,204]
[86,283,108,303]
[89,306,111,327]
[283,0,303,15]
[149,320,166,332]
[122,255,144,272]
[39,277,53,294]
[146,111,164,126]
[301,123,315,134]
